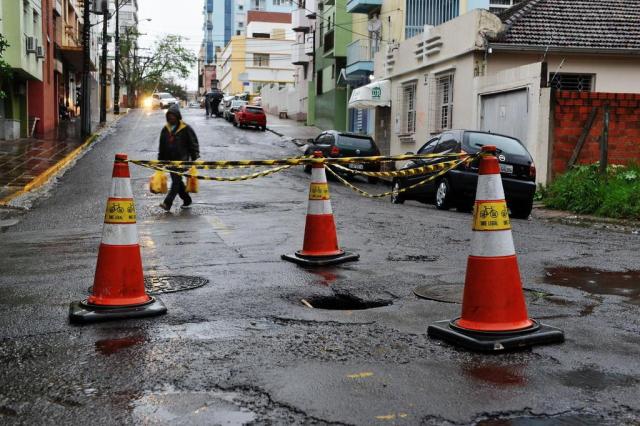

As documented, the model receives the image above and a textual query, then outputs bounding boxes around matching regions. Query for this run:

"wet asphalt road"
[1,108,640,425]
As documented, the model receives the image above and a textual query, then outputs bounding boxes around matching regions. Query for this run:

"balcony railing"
[292,8,310,32]
[291,43,309,65]
[346,39,373,66]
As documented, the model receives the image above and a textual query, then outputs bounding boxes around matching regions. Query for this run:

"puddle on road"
[544,267,640,304]
[132,390,256,425]
[308,269,342,287]
[477,414,606,426]
[95,335,146,356]
[300,294,392,310]
[559,366,638,391]
[461,362,528,387]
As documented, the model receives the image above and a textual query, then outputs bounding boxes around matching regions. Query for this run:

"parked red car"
[234,105,267,131]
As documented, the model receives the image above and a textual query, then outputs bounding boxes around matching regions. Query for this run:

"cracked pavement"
[1,108,640,425]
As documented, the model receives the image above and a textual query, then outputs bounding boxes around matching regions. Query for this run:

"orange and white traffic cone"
[282,152,359,266]
[428,145,563,351]
[69,153,167,323]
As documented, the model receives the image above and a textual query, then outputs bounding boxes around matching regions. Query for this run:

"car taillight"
[529,163,536,178]
[330,146,340,157]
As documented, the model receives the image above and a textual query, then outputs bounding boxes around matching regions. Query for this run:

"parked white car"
[152,92,179,109]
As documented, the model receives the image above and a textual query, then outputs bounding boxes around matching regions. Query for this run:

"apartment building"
[218,12,295,95]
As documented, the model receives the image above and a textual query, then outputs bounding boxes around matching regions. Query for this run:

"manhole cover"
[144,275,209,294]
[88,275,208,295]
[300,295,392,310]
[413,285,462,303]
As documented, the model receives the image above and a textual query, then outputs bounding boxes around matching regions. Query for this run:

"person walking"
[158,104,200,211]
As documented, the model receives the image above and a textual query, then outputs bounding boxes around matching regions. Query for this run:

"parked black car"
[303,131,382,183]
[391,130,536,219]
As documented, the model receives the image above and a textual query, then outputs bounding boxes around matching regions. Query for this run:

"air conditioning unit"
[36,46,45,59]
[26,36,36,54]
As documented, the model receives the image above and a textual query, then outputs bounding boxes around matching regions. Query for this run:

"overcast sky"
[137,0,203,91]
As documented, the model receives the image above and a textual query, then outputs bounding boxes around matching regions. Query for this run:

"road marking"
[376,413,408,420]
[206,216,232,236]
[346,371,374,379]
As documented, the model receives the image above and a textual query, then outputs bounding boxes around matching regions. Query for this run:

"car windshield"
[158,93,173,99]
[337,135,374,150]
[464,132,529,157]
[246,107,263,114]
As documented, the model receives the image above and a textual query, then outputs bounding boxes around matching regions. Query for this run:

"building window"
[238,4,243,10]
[273,0,291,5]
[252,33,270,38]
[436,72,454,131]
[238,22,243,28]
[400,81,417,134]
[253,53,269,67]
[405,0,460,39]
[550,73,594,92]
[236,30,242,35]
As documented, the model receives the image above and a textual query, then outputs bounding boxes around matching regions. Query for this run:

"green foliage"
[0,34,13,100]
[542,163,640,220]
[119,32,196,106]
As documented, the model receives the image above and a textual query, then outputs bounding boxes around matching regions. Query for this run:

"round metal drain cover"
[413,285,463,304]
[88,275,208,295]
[144,275,209,294]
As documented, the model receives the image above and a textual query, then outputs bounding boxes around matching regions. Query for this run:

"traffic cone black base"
[427,319,564,352]
[281,251,359,267]
[69,297,167,324]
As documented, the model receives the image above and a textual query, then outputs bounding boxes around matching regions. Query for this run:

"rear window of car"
[337,135,374,150]
[158,93,173,99]
[464,132,530,157]
[246,107,263,114]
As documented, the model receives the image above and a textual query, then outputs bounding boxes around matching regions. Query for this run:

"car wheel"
[510,200,533,219]
[435,178,453,210]
[261,126,266,131]
[233,120,237,127]
[391,179,405,204]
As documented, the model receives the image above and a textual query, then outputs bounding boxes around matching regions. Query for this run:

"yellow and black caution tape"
[324,155,477,199]
[133,161,293,182]
[128,152,468,169]
[330,159,464,178]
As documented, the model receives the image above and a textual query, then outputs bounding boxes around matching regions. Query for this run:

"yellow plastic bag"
[149,171,168,194]
[186,166,199,193]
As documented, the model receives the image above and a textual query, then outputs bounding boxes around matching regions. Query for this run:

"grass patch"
[541,163,640,220]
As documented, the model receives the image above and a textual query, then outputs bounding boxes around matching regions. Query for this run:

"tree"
[119,32,196,107]
[0,34,12,100]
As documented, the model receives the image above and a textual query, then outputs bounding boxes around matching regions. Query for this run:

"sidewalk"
[0,112,125,205]
[266,113,321,146]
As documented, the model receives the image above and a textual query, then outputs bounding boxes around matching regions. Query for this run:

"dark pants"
[164,171,192,208]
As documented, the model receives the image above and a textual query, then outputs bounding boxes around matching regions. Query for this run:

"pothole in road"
[476,413,607,426]
[544,267,640,304]
[299,294,392,310]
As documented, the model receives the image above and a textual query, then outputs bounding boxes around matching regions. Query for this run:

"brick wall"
[552,90,640,176]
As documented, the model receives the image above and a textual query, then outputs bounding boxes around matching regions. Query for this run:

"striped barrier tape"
[330,158,464,178]
[133,161,293,182]
[128,152,468,169]
[324,155,477,199]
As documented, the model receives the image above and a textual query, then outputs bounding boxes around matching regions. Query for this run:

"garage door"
[480,89,529,145]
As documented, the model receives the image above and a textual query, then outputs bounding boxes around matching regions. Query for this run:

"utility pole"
[113,0,120,114]
[81,0,92,137]
[99,0,108,124]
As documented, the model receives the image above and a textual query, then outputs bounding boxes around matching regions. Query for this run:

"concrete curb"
[0,112,127,206]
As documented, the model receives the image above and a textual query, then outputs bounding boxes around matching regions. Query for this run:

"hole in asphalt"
[559,366,638,391]
[300,295,392,310]
[544,267,640,304]
[477,414,605,426]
